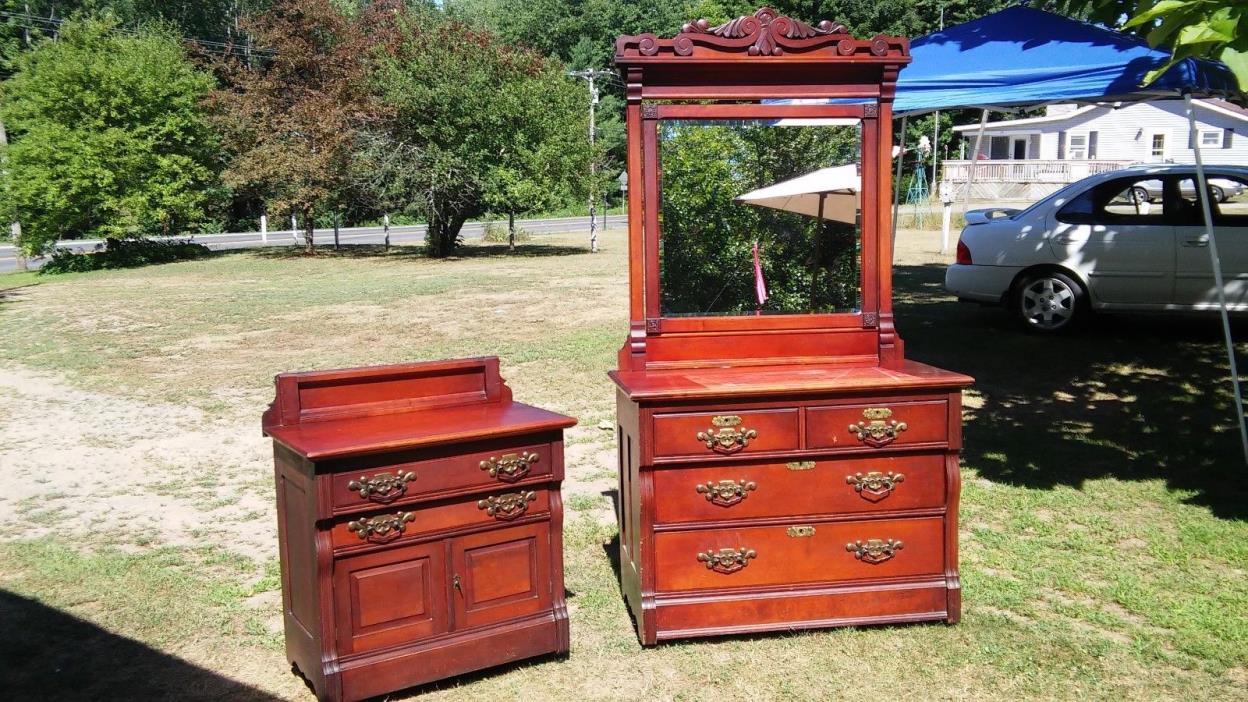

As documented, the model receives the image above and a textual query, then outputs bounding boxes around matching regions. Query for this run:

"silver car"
[945,164,1248,332]
[1129,177,1244,203]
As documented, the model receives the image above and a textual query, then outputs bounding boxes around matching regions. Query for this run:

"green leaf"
[1219,42,1248,92]
[1175,22,1235,46]
[1123,0,1197,30]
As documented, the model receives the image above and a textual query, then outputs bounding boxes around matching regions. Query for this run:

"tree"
[210,0,384,253]
[1041,1,1246,91]
[362,6,588,257]
[0,16,222,254]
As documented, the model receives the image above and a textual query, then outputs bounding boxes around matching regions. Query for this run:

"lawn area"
[0,230,1245,700]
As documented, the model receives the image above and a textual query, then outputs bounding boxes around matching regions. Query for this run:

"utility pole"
[568,69,613,253]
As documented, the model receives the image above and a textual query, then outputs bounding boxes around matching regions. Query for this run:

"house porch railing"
[941,159,1135,184]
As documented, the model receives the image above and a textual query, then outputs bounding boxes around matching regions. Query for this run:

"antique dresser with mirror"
[610,7,973,645]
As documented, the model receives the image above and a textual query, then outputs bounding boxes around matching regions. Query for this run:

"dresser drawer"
[652,408,799,459]
[329,442,553,514]
[331,489,551,550]
[653,516,944,592]
[807,400,948,451]
[652,454,946,525]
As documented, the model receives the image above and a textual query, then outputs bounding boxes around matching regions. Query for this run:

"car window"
[1210,175,1248,227]
[1057,177,1167,226]
[1172,177,1219,226]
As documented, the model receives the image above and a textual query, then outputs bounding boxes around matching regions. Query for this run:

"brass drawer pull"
[695,479,757,507]
[480,452,539,483]
[696,415,758,454]
[347,471,415,503]
[477,491,537,521]
[347,512,415,543]
[846,471,904,502]
[847,407,908,447]
[786,461,815,471]
[787,525,816,537]
[846,538,903,564]
[696,547,757,574]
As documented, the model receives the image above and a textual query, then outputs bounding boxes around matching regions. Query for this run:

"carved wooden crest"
[616,6,908,62]
[680,7,847,56]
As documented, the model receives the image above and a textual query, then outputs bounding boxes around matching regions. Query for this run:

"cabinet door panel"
[452,522,552,630]
[334,541,449,656]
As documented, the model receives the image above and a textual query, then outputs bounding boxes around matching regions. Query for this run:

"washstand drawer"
[807,400,948,451]
[653,454,946,525]
[653,516,944,592]
[652,408,799,459]
[331,488,552,550]
[329,442,553,514]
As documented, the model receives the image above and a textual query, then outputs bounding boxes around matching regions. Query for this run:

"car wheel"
[1013,271,1084,333]
[1131,186,1150,204]
[1211,185,1226,203]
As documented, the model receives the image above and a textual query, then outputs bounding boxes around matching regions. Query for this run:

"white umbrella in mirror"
[735,164,860,223]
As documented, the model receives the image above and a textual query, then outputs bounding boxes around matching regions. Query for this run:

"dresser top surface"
[266,400,575,461]
[610,360,972,401]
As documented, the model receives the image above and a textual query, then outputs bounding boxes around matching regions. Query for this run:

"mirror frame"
[647,105,871,328]
[615,8,910,371]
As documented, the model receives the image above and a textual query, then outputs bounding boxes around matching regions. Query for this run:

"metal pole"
[0,116,24,271]
[1184,93,1248,466]
[891,115,908,247]
[964,109,989,213]
[569,69,612,253]
[588,71,598,253]
[931,6,944,193]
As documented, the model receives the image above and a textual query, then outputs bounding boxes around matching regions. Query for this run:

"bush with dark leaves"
[39,238,212,275]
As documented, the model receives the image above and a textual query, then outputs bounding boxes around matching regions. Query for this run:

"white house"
[943,99,1248,201]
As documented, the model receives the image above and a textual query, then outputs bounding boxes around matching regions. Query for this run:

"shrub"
[39,238,211,275]
[482,222,532,244]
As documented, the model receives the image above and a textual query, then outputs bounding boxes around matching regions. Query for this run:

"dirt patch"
[0,365,276,560]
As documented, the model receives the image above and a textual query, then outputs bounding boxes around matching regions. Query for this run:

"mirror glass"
[658,119,862,317]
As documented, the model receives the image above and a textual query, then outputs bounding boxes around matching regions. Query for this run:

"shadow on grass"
[895,263,1247,520]
[225,242,590,261]
[0,589,281,701]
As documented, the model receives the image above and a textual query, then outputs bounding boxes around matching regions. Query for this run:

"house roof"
[951,106,1097,133]
[952,99,1248,134]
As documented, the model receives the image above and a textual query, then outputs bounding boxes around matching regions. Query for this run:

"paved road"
[0,214,628,273]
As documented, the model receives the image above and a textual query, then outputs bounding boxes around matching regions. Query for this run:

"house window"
[1067,133,1088,159]
[1147,131,1168,161]
[1200,129,1222,148]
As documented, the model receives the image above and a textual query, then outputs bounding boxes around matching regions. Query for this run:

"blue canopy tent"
[890,5,1238,116]
[775,6,1248,461]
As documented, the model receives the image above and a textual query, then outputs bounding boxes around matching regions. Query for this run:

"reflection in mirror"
[658,119,862,317]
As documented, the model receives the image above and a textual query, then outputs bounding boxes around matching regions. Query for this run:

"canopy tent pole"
[891,114,908,248]
[963,109,989,213]
[1184,93,1248,466]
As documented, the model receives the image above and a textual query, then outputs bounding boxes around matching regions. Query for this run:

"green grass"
[0,230,1245,700]
[0,270,40,291]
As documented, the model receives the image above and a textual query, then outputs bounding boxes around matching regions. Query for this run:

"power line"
[0,9,273,58]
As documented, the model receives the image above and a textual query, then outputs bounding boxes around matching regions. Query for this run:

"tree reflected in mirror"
[658,120,862,317]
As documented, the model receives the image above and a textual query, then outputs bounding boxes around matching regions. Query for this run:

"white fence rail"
[941,159,1133,184]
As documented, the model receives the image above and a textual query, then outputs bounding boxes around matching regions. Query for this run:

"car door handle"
[1182,238,1209,248]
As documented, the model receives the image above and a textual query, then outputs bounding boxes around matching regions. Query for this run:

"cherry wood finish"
[612,8,974,644]
[264,358,575,701]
